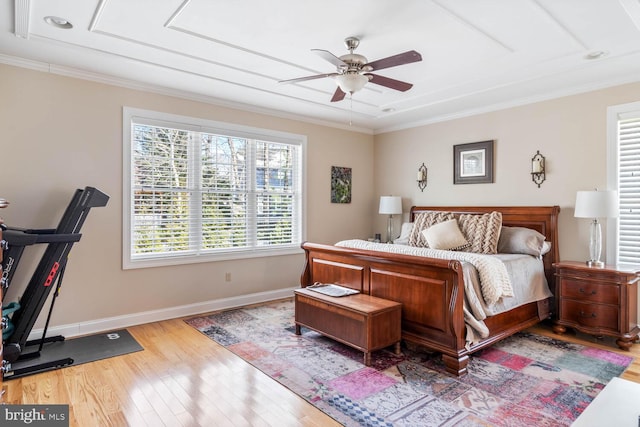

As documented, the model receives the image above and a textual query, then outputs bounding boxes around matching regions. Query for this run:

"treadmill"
[1,186,109,378]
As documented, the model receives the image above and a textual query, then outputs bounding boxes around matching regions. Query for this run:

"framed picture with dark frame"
[453,140,494,184]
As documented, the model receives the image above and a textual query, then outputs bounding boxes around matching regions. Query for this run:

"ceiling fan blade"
[330,87,346,102]
[365,50,422,71]
[365,74,413,92]
[278,73,337,84]
[311,49,347,68]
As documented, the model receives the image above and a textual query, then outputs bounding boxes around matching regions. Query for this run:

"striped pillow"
[458,211,502,254]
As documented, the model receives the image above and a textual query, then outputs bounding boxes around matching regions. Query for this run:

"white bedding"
[334,239,552,346]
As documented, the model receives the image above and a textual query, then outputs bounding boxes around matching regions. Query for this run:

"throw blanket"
[335,239,513,305]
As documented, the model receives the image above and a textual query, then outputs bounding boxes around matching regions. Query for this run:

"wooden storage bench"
[294,288,402,365]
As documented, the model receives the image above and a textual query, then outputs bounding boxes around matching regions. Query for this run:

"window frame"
[122,107,307,269]
[606,101,640,266]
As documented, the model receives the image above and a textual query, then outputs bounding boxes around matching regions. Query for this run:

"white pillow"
[421,219,470,251]
[409,212,455,247]
[393,222,414,244]
[399,222,413,239]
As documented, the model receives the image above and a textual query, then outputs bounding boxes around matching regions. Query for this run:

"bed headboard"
[410,206,560,284]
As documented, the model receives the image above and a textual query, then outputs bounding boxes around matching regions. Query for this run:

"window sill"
[123,246,304,269]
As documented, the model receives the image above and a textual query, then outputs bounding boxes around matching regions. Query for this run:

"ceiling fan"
[278,37,422,102]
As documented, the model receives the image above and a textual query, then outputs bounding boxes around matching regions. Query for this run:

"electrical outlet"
[225,272,231,282]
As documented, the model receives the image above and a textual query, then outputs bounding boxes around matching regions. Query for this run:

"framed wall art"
[331,166,352,203]
[453,140,494,184]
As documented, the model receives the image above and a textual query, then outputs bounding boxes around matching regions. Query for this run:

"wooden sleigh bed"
[300,205,560,376]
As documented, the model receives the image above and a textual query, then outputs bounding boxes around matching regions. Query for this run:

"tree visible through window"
[123,108,305,268]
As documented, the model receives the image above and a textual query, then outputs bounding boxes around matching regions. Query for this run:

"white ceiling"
[3,0,640,133]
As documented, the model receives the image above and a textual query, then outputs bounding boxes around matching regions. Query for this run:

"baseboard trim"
[28,287,297,341]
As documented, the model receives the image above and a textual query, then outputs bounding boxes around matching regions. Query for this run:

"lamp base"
[586,260,605,268]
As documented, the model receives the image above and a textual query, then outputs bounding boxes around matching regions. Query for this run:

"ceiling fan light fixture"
[335,73,369,94]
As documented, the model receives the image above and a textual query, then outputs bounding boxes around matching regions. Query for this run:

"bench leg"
[295,324,301,335]
[394,341,401,355]
[364,352,371,366]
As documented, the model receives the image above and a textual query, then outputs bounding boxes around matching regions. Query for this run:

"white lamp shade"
[335,73,369,94]
[379,196,402,215]
[574,190,618,218]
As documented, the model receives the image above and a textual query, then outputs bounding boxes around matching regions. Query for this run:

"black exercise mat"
[5,329,143,379]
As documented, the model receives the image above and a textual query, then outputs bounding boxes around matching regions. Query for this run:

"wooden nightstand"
[553,261,640,350]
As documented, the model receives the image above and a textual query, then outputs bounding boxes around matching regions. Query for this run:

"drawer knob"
[579,310,596,318]
[579,288,596,296]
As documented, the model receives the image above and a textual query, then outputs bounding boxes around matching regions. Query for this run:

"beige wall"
[0,64,374,329]
[374,82,640,263]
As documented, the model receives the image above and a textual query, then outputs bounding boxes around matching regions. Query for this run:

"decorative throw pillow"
[408,211,455,247]
[421,219,470,251]
[458,211,502,254]
[498,226,548,257]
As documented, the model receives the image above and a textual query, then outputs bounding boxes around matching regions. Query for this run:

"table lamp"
[574,189,617,268]
[379,196,402,243]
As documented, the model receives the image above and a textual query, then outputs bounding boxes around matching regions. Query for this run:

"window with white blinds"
[608,103,640,266]
[123,107,305,269]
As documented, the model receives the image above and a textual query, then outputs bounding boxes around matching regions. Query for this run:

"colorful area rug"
[185,299,634,426]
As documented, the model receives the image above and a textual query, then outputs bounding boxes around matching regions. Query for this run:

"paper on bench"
[306,283,360,297]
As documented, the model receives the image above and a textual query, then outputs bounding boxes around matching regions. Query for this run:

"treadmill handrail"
[3,229,82,245]
[4,227,57,234]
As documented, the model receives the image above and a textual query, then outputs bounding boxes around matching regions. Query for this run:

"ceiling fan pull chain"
[349,95,353,126]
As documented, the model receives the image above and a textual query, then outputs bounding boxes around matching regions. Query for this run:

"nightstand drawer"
[560,300,619,331]
[560,279,619,305]
[556,264,633,282]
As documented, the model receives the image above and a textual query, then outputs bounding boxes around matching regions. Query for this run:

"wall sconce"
[531,151,546,188]
[417,163,428,192]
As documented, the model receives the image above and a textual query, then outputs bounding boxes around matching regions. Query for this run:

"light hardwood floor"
[2,311,639,427]
[2,313,341,427]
